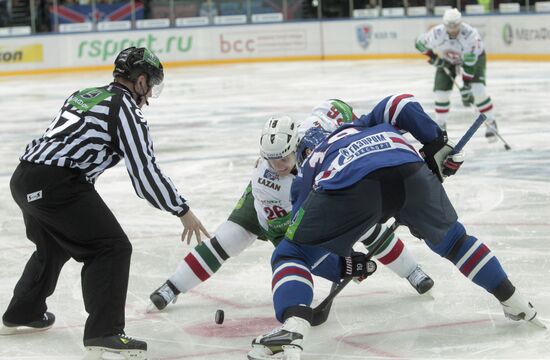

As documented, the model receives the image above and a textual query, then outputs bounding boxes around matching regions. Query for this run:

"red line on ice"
[336,318,490,357]
[188,289,271,309]
[157,348,246,359]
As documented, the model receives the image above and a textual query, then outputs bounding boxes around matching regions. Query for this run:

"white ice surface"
[0,60,549,359]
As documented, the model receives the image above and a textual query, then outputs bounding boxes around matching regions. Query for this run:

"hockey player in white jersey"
[148,100,434,312]
[415,8,498,141]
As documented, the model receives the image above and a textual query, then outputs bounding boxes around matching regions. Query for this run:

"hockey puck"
[215,309,224,324]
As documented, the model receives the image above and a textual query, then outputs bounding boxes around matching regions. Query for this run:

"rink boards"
[1,13,550,76]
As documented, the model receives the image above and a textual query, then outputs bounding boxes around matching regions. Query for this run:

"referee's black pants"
[3,161,132,341]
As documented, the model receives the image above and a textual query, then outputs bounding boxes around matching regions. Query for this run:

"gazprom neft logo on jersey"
[338,134,391,165]
[71,97,89,110]
[69,88,114,112]
[502,23,550,45]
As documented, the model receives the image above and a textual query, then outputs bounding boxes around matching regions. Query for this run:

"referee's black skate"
[147,280,180,312]
[0,312,55,335]
[83,333,147,360]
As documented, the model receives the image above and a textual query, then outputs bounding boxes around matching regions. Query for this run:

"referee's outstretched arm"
[116,91,210,244]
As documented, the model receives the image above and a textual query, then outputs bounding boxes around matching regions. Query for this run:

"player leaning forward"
[248,94,544,360]
[1,47,209,359]
[415,8,499,141]
[149,100,434,312]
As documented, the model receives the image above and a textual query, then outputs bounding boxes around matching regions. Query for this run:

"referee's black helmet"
[113,47,164,87]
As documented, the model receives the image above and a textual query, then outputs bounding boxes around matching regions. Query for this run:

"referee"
[1,47,210,357]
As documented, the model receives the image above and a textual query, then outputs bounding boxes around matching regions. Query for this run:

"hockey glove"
[342,252,377,281]
[427,52,448,68]
[460,83,474,107]
[420,131,465,182]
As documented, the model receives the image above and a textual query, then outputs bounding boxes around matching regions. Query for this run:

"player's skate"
[147,280,179,312]
[500,290,546,328]
[0,312,55,335]
[247,316,310,360]
[406,266,435,295]
[485,120,498,142]
[83,334,147,360]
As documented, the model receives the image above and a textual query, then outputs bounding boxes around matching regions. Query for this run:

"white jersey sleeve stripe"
[272,276,313,294]
[118,100,165,211]
[383,95,399,124]
[455,239,482,269]
[118,97,185,215]
[127,104,184,213]
[391,96,417,125]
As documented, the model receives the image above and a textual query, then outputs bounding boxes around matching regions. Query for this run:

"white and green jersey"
[251,158,294,240]
[416,23,484,79]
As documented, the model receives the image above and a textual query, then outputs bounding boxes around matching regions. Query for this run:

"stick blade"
[311,282,339,326]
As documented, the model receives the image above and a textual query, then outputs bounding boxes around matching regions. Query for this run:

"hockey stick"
[441,66,511,151]
[451,113,486,155]
[310,114,486,326]
[311,221,400,326]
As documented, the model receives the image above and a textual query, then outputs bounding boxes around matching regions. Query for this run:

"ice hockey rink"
[1,59,549,359]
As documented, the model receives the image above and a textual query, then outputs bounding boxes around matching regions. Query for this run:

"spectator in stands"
[381,0,404,8]
[0,0,10,28]
[36,0,52,32]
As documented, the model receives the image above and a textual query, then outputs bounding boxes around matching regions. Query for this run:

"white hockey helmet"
[443,8,462,30]
[259,115,298,160]
[311,99,356,129]
[297,99,356,142]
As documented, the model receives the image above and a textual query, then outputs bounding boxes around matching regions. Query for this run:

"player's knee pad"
[426,222,467,257]
[214,220,256,258]
[470,82,488,101]
[434,90,452,103]
[271,239,305,266]
[471,83,494,114]
[434,91,452,124]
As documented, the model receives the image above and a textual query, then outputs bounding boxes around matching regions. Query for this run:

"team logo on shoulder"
[258,169,281,191]
[69,88,114,112]
[263,169,279,181]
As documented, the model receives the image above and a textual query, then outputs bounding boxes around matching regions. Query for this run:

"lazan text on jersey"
[257,177,281,191]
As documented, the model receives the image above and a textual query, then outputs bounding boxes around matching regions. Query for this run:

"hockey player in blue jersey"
[247,94,544,360]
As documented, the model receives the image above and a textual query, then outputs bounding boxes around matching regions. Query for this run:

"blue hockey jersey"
[291,94,442,213]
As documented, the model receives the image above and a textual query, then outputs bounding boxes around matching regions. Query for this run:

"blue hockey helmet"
[296,127,330,167]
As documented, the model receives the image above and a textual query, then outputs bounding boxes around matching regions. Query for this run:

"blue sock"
[272,259,313,323]
[446,234,507,293]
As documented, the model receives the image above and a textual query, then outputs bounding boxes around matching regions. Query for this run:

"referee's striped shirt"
[21,82,189,216]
